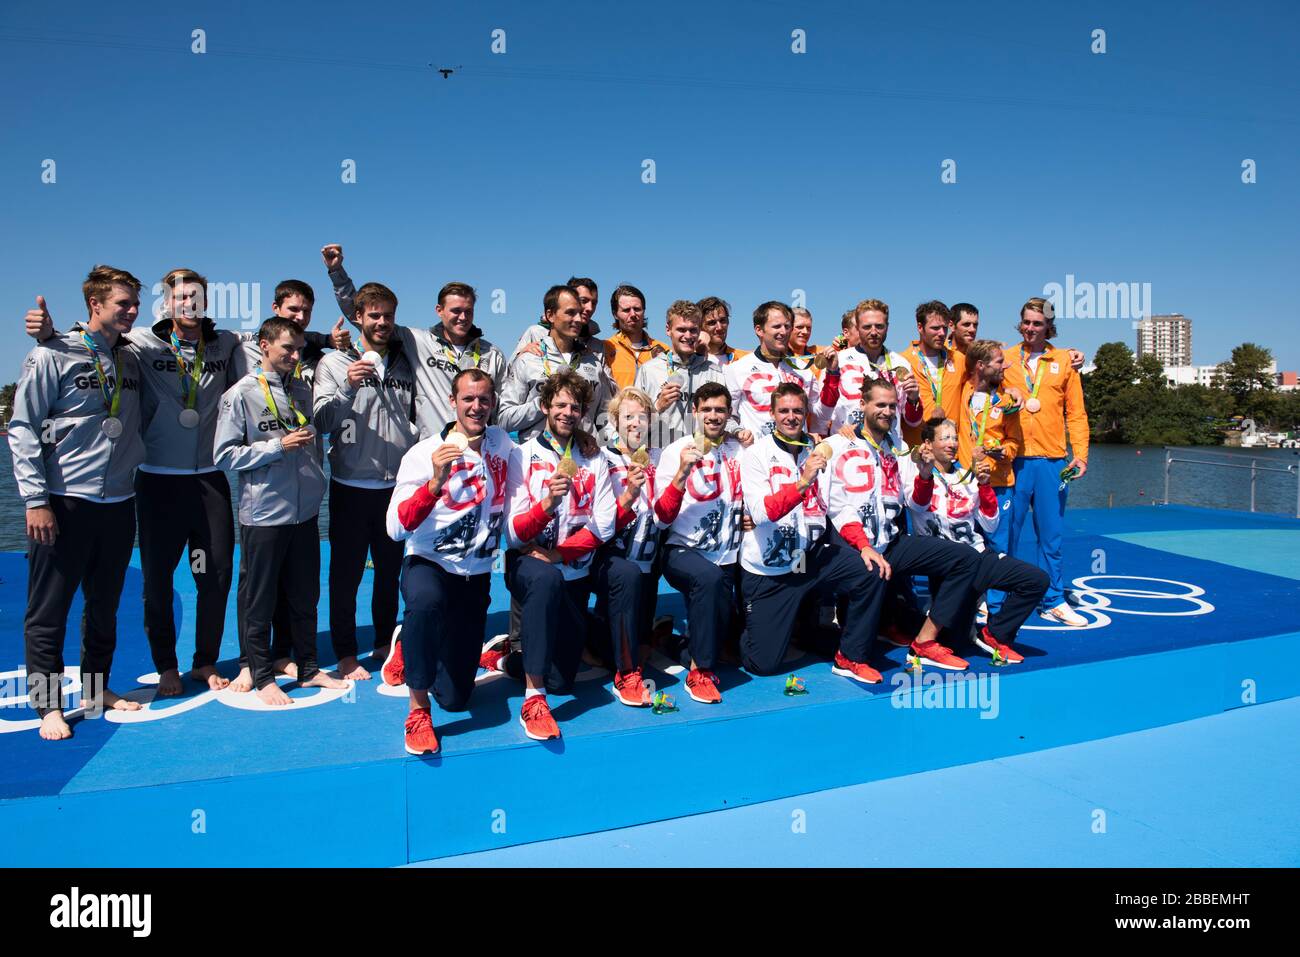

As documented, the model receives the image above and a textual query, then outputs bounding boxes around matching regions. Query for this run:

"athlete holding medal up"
[10,266,147,739]
[215,317,348,704]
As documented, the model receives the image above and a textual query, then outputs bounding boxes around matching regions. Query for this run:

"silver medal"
[101,417,124,439]
[178,408,200,428]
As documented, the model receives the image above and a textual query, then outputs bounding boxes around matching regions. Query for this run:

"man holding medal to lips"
[386,368,514,755]
[23,267,249,700]
[214,316,349,705]
[10,266,148,740]
[1001,298,1090,628]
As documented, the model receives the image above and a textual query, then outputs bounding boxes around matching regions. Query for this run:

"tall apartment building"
[1136,314,1192,367]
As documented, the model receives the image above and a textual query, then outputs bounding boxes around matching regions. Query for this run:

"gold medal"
[556,457,579,477]
[630,446,651,466]
[444,431,469,452]
[693,432,714,454]
[813,352,829,371]
[814,441,833,460]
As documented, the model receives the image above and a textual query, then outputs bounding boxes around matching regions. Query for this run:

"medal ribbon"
[1022,351,1047,399]
[256,368,308,431]
[78,330,122,418]
[541,342,581,376]
[920,350,944,405]
[168,331,205,410]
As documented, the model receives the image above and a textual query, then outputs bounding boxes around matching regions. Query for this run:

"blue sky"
[1,0,1296,384]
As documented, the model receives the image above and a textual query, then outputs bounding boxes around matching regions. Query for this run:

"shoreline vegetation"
[1084,341,1297,447]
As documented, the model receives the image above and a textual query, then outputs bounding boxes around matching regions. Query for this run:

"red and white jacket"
[897,454,999,552]
[654,434,745,566]
[386,425,515,577]
[739,432,828,576]
[601,444,664,573]
[724,350,840,437]
[817,427,906,553]
[830,346,923,436]
[505,434,617,581]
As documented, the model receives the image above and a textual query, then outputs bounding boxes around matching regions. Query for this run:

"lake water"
[0,442,1295,552]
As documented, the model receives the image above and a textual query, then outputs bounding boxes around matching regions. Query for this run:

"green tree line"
[1083,342,1300,445]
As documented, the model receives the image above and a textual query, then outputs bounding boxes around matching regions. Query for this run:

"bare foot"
[229,667,253,693]
[337,656,371,680]
[273,658,298,679]
[98,689,142,712]
[39,711,73,741]
[256,683,294,706]
[157,669,184,697]
[301,672,349,690]
[188,665,230,691]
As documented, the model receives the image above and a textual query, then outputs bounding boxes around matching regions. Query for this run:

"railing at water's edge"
[1163,447,1300,518]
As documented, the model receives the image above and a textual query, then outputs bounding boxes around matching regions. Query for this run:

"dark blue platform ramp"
[1,506,1297,866]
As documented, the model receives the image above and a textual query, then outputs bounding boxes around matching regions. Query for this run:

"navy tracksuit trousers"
[399,555,492,711]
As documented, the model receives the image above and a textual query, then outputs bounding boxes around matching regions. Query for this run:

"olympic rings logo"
[1019,575,1215,632]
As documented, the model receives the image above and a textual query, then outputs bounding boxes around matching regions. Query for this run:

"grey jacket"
[633,351,728,447]
[328,265,506,437]
[497,338,615,441]
[213,368,325,526]
[131,318,248,470]
[508,319,603,366]
[8,324,146,505]
[312,339,420,484]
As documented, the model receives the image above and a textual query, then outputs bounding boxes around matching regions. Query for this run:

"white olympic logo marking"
[1019,575,1215,632]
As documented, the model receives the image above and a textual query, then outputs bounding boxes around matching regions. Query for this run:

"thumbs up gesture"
[330,316,352,351]
[25,295,54,341]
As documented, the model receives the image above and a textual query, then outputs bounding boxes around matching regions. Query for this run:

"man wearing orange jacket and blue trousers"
[1001,298,1089,627]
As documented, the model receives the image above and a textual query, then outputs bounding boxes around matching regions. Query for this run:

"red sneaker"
[404,707,439,755]
[831,651,882,685]
[974,627,1024,664]
[381,634,405,686]
[520,695,560,741]
[613,668,650,707]
[879,624,912,648]
[685,668,722,704]
[910,639,969,671]
[479,635,510,673]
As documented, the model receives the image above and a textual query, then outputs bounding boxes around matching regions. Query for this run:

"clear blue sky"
[1,0,1296,385]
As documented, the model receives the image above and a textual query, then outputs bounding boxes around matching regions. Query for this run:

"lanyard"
[1022,350,1047,398]
[855,424,905,458]
[919,350,944,404]
[78,330,122,417]
[968,392,996,443]
[256,368,307,431]
[783,352,817,372]
[443,339,481,368]
[169,331,205,409]
[541,342,581,376]
[616,333,657,368]
[540,428,574,460]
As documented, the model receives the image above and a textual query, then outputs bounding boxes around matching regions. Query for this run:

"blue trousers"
[588,548,652,673]
[983,484,1016,614]
[1009,456,1069,609]
[505,551,590,694]
[662,545,735,671]
[399,556,491,711]
[739,541,881,675]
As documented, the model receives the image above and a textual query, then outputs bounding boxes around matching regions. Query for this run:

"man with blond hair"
[635,299,729,447]
[1001,298,1089,627]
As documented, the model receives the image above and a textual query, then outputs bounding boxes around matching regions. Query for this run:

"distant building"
[1163,360,1282,389]
[1277,370,1299,392]
[1137,314,1192,367]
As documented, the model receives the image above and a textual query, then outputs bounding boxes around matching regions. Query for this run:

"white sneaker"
[1042,602,1087,627]
[975,600,989,624]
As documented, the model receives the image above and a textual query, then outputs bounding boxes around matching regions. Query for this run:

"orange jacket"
[604,332,668,389]
[903,344,967,429]
[1001,342,1089,461]
[957,378,1022,487]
